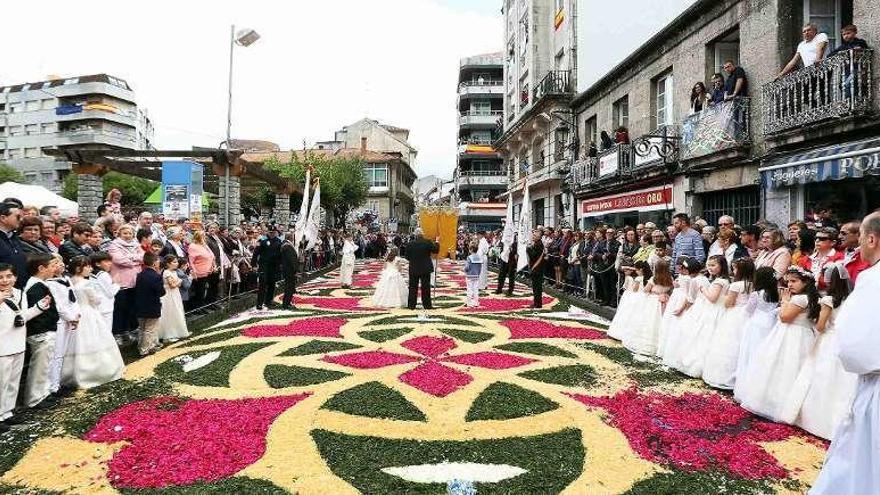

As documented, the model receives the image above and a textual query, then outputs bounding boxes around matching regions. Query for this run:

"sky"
[2,0,694,180]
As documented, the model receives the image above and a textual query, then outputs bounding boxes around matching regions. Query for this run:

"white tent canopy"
[0,182,79,217]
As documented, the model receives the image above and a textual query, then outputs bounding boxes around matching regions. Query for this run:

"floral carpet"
[0,260,828,494]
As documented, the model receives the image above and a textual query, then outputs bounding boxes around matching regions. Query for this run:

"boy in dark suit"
[134,252,165,356]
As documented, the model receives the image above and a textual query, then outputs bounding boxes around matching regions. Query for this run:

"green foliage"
[440,328,494,343]
[61,171,158,204]
[321,381,426,421]
[154,343,272,387]
[117,477,289,495]
[359,327,413,343]
[518,365,598,387]
[466,382,559,421]
[263,364,350,388]
[496,342,578,358]
[264,150,369,226]
[312,428,584,495]
[279,340,361,356]
[0,163,24,184]
[623,470,782,495]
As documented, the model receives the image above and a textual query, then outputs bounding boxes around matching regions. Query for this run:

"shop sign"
[762,144,880,189]
[581,186,672,215]
[598,151,618,176]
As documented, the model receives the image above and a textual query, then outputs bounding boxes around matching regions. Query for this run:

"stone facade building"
[569,0,879,229]
[496,0,579,229]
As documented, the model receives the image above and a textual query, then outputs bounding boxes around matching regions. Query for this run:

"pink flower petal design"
[459,296,555,313]
[443,351,536,369]
[86,395,308,489]
[568,388,817,479]
[293,296,378,311]
[501,319,606,340]
[322,350,420,369]
[242,317,348,338]
[399,361,473,397]
[401,335,458,358]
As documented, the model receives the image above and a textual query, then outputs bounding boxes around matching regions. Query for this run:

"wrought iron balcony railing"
[533,70,573,103]
[762,49,874,135]
[681,97,750,160]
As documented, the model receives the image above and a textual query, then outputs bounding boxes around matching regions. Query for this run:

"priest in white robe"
[477,232,490,290]
[810,212,880,495]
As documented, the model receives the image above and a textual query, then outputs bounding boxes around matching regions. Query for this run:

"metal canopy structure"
[45,148,292,194]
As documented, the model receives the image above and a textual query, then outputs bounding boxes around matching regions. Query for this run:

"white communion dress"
[623,278,671,356]
[676,277,730,378]
[372,259,408,308]
[158,270,189,342]
[732,290,780,403]
[606,276,644,341]
[61,277,124,389]
[661,274,709,369]
[340,240,357,287]
[737,294,816,422]
[656,274,691,359]
[779,295,858,440]
[701,280,752,390]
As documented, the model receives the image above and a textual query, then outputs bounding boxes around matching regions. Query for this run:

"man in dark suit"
[252,226,283,309]
[495,235,518,296]
[280,232,298,309]
[405,228,439,310]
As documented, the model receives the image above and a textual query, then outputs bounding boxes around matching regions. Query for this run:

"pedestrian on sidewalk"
[280,232,299,310]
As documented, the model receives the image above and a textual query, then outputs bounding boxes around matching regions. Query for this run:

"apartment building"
[455,52,507,232]
[569,0,879,229]
[496,0,579,229]
[0,74,154,192]
[316,118,418,231]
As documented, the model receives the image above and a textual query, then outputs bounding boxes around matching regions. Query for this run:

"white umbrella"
[0,182,79,216]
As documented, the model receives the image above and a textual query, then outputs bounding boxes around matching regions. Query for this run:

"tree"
[0,163,25,184]
[264,151,368,227]
[62,171,158,205]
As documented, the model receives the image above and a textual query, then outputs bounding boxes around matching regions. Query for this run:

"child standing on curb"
[134,252,165,356]
[464,244,483,308]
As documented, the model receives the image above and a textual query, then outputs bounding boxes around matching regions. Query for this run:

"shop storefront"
[760,137,880,226]
[579,184,674,229]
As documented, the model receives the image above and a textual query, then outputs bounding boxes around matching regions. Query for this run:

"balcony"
[762,49,874,135]
[459,110,503,127]
[457,170,507,188]
[533,70,573,104]
[458,80,504,98]
[681,97,750,162]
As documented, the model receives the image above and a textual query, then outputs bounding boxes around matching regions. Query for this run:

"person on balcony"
[599,131,614,150]
[690,82,709,113]
[778,23,829,79]
[709,74,725,105]
[614,127,630,144]
[722,60,748,100]
[828,24,869,57]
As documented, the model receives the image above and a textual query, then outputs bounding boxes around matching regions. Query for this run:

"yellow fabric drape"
[418,208,458,259]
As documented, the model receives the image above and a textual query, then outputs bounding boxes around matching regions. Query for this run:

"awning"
[759,137,880,189]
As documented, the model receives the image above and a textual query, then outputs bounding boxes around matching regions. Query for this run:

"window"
[364,164,388,188]
[469,130,493,143]
[471,100,492,115]
[24,173,37,182]
[63,78,79,85]
[532,198,545,228]
[41,99,55,110]
[25,124,39,135]
[10,126,24,137]
[612,96,629,130]
[711,28,741,75]
[554,127,569,162]
[25,100,40,112]
[26,148,42,158]
[654,73,674,128]
[699,187,760,227]
[583,115,598,153]
[805,0,841,50]
[554,50,565,71]
[8,149,22,159]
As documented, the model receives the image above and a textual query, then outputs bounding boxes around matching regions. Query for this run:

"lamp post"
[224,24,260,227]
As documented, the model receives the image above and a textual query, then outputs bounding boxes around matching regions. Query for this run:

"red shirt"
[844,248,870,286]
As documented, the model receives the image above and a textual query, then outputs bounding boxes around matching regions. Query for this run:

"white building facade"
[496,0,580,229]
[0,74,153,192]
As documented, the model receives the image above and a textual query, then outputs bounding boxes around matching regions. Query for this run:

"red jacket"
[843,248,870,286]
[798,249,844,291]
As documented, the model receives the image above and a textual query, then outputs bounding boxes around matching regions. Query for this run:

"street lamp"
[223,25,260,227]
